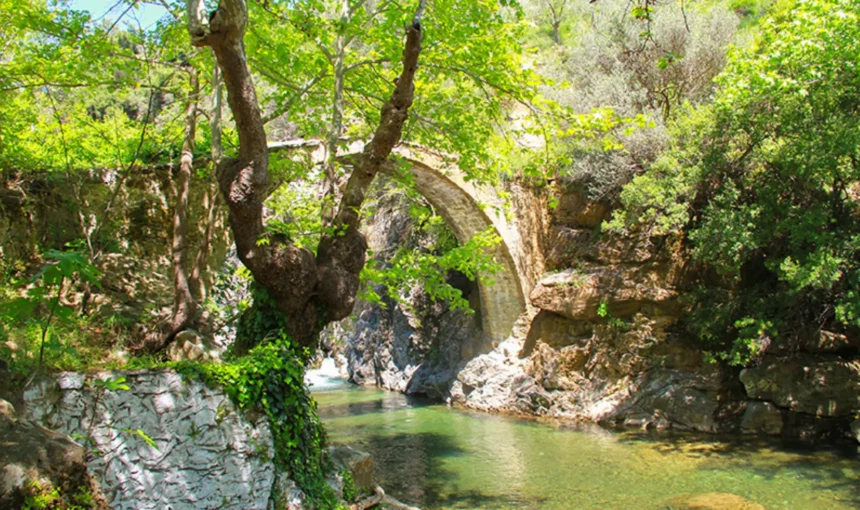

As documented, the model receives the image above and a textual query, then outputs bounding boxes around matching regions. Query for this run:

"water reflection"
[316,385,860,509]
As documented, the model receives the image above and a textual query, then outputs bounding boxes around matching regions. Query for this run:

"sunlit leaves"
[609,0,860,364]
[360,226,502,312]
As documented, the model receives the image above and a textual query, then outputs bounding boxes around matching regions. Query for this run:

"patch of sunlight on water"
[313,385,860,510]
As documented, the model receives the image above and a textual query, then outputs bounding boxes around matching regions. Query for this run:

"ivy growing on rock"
[173,335,339,508]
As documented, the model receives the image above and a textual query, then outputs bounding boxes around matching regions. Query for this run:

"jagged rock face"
[451,312,726,433]
[334,286,482,398]
[322,183,485,398]
[529,265,681,322]
[450,188,732,434]
[22,371,275,510]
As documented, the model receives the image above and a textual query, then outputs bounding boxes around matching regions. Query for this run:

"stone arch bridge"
[269,140,537,342]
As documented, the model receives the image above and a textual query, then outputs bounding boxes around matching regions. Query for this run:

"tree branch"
[331,3,425,230]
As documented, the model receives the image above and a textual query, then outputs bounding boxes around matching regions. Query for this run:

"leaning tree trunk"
[186,0,426,347]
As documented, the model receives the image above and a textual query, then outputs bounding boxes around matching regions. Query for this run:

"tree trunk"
[186,0,426,348]
[190,62,223,302]
[160,70,200,350]
[190,182,219,302]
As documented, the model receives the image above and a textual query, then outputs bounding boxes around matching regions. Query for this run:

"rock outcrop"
[740,357,860,417]
[21,371,276,510]
[321,182,485,397]
[331,292,482,398]
[450,189,724,433]
[452,186,860,442]
[450,312,726,432]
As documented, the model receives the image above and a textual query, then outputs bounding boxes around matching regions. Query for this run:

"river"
[307,364,860,509]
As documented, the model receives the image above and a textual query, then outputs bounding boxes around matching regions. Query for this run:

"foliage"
[232,283,290,355]
[523,0,742,199]
[21,478,95,510]
[607,0,860,364]
[340,468,357,504]
[0,248,102,379]
[173,336,339,508]
[352,176,503,314]
[360,227,503,313]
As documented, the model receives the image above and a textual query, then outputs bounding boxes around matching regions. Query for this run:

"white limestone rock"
[24,370,276,510]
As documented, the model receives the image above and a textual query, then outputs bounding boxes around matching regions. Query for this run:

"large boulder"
[612,369,722,433]
[520,311,591,356]
[327,445,375,491]
[545,226,659,268]
[740,357,860,417]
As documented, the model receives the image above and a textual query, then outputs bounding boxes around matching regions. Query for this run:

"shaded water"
[311,382,860,509]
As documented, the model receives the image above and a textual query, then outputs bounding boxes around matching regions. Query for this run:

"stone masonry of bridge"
[269,139,537,342]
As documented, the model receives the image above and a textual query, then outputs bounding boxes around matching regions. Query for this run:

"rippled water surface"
[312,382,860,509]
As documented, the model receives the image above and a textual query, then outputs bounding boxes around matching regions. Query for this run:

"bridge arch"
[271,139,529,341]
[386,153,525,342]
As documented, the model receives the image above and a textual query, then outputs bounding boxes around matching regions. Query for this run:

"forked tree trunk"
[187,0,426,347]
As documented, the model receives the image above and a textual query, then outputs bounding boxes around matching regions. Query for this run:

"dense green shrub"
[609,0,860,364]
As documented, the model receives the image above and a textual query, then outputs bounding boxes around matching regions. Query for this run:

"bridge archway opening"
[339,147,527,343]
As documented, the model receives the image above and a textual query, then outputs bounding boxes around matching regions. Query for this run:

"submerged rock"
[666,492,766,510]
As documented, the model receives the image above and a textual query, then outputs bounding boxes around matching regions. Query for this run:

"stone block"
[328,445,375,491]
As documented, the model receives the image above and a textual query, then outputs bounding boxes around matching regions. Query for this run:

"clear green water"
[314,385,860,509]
